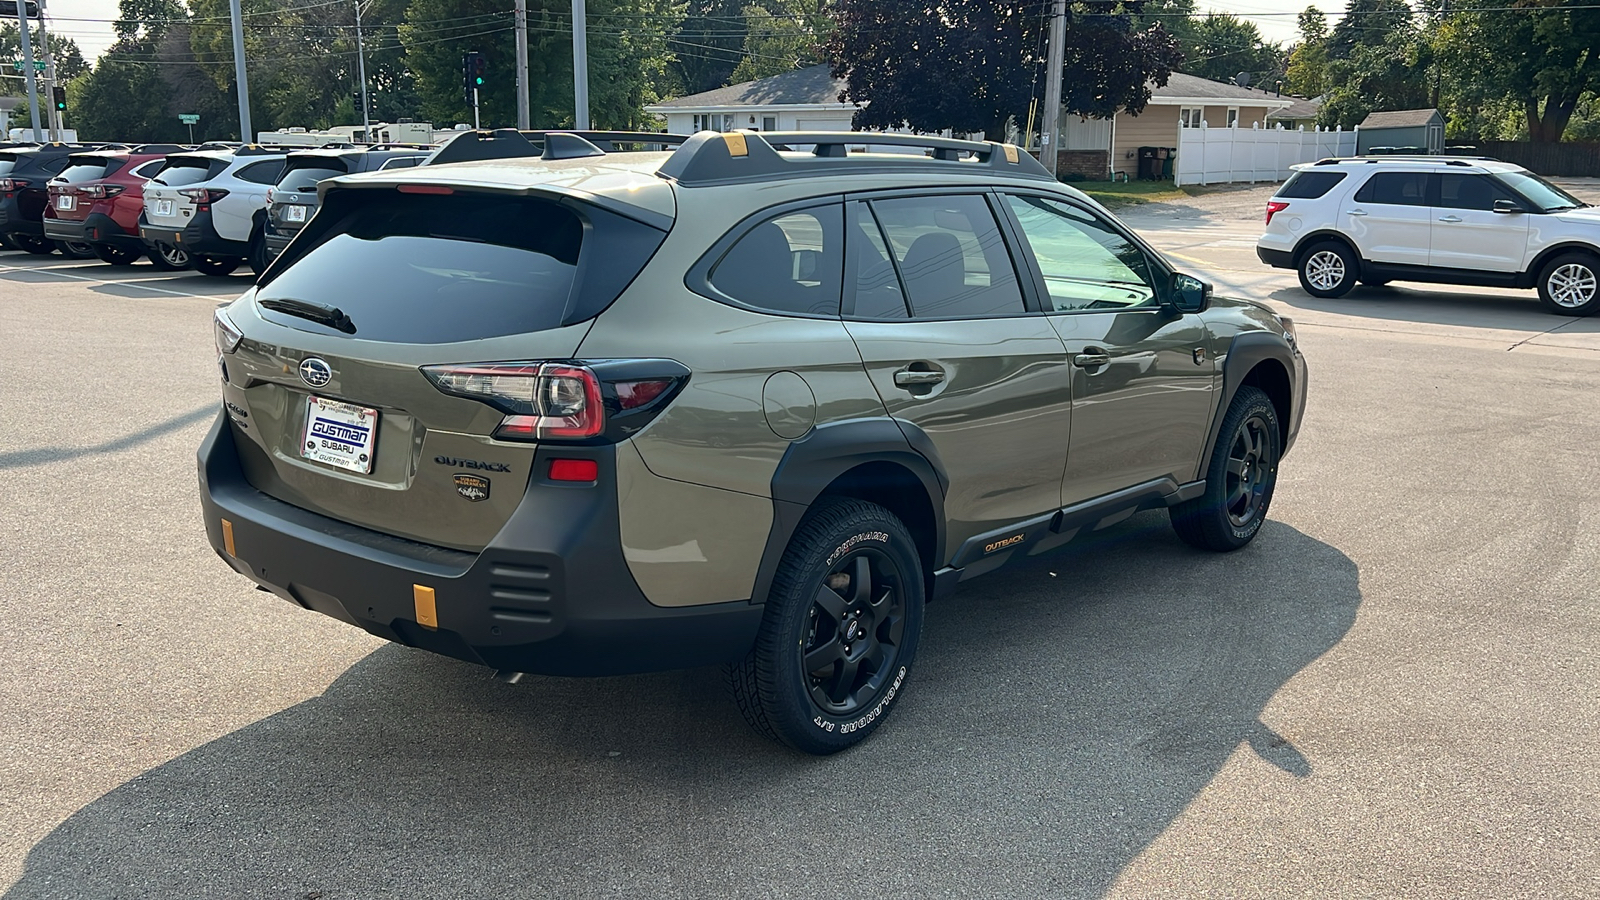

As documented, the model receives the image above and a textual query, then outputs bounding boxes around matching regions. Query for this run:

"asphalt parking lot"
[3,187,1598,897]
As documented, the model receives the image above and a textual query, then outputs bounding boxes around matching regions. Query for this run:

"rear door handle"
[893,368,945,387]
[1347,209,1367,217]
[1438,215,1462,223]
[1072,351,1111,368]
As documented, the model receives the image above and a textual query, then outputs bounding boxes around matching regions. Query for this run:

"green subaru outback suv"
[200,130,1306,754]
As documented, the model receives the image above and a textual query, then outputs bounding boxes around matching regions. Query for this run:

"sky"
[44,0,1308,64]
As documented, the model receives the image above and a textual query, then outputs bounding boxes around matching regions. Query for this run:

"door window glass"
[1353,171,1431,206]
[1005,194,1158,312]
[1437,173,1518,211]
[708,205,842,316]
[847,203,908,318]
[236,160,287,185]
[867,195,1024,318]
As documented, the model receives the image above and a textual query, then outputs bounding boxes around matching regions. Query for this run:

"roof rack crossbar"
[657,130,1051,186]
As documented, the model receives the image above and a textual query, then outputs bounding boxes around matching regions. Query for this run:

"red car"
[45,144,191,267]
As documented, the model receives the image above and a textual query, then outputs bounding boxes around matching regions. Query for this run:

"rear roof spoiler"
[424,129,691,166]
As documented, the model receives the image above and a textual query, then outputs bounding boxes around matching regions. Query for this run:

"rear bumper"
[140,210,247,258]
[263,230,295,260]
[1256,243,1295,269]
[197,413,763,677]
[42,216,87,243]
[0,196,41,237]
[81,213,144,249]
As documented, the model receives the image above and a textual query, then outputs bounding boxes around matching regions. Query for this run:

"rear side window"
[133,160,165,178]
[1354,172,1431,206]
[152,160,215,186]
[259,192,664,344]
[1277,170,1346,199]
[708,205,842,316]
[867,195,1025,319]
[275,164,346,192]
[236,160,286,184]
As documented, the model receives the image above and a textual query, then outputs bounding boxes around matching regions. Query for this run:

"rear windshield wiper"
[259,296,357,334]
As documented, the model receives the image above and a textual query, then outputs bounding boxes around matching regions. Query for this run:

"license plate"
[301,396,379,474]
[155,199,174,217]
[284,205,308,223]
[56,194,74,211]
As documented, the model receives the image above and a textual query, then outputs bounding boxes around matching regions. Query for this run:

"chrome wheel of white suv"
[1297,240,1357,299]
[1538,253,1600,316]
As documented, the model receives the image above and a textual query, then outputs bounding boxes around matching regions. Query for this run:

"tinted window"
[1005,195,1157,312]
[1278,170,1347,199]
[1495,170,1585,212]
[848,203,908,318]
[236,160,286,184]
[151,161,214,186]
[55,161,112,184]
[867,195,1024,319]
[1354,171,1430,206]
[708,205,842,316]
[275,165,346,192]
[133,160,165,178]
[1437,173,1518,211]
[0,156,15,177]
[378,156,424,170]
[39,155,70,176]
[259,194,583,344]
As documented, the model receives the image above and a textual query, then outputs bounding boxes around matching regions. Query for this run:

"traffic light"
[52,86,65,112]
[462,51,484,103]
[0,1,42,18]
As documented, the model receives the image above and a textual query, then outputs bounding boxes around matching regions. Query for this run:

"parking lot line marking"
[0,262,236,300]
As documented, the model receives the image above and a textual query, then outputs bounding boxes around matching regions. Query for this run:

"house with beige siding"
[646,67,1292,180]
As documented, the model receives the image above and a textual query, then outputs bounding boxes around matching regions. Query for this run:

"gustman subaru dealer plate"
[302,396,378,474]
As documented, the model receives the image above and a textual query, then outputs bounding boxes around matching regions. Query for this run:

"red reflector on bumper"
[549,459,599,482]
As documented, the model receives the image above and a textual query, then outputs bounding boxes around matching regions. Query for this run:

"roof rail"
[425,128,539,165]
[234,144,283,156]
[656,131,1051,187]
[522,130,690,152]
[1313,155,1501,167]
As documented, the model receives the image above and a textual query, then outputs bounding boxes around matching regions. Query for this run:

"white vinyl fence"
[1174,123,1359,186]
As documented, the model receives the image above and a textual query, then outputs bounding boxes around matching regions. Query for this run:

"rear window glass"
[276,165,346,192]
[56,160,118,183]
[152,160,216,186]
[0,156,14,177]
[257,194,583,344]
[1353,171,1431,206]
[709,205,842,316]
[1277,170,1346,199]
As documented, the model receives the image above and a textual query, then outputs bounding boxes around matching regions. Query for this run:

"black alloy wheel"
[730,499,924,754]
[58,240,97,259]
[147,244,191,270]
[92,244,141,266]
[1170,385,1281,551]
[13,235,57,255]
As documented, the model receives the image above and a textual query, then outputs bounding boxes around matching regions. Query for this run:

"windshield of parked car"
[1496,171,1586,212]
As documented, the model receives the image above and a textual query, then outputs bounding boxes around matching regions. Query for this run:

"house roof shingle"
[650,64,847,109]
[1267,96,1323,121]
[1148,72,1289,104]
[1360,108,1444,128]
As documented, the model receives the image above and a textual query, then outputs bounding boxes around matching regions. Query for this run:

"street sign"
[11,60,46,72]
[178,114,200,125]
[0,1,42,18]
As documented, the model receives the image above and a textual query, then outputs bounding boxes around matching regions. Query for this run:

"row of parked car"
[0,139,431,275]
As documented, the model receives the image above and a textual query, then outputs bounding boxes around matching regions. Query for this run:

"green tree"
[669,0,746,94]
[1437,0,1600,142]
[730,0,832,83]
[829,0,1182,138]
[1326,0,1412,60]
[1181,13,1283,86]
[1317,0,1429,129]
[1284,7,1329,97]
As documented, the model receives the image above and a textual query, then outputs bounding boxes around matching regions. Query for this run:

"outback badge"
[453,474,490,502]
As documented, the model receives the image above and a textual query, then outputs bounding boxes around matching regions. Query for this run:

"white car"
[1256,156,1600,315]
[139,146,287,276]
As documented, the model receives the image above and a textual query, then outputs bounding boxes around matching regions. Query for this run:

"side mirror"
[1170,272,1212,313]
[1493,199,1523,214]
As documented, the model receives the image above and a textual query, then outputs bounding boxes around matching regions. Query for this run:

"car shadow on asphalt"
[0,406,217,469]
[3,514,1359,899]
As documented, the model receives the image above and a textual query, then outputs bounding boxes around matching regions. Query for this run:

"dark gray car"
[201,130,1307,754]
[263,145,429,261]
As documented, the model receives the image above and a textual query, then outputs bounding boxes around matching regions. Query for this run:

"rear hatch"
[220,184,669,551]
[143,154,226,229]
[268,154,349,238]
[47,154,125,222]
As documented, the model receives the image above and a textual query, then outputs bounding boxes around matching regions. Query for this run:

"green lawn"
[1071,180,1203,209]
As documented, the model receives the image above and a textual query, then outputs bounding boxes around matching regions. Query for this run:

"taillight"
[549,458,600,482]
[421,360,690,443]
[180,187,229,211]
[0,178,27,192]
[1265,200,1290,225]
[214,307,244,353]
[85,184,125,199]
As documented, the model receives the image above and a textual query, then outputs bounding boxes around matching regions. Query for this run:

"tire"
[1170,385,1282,552]
[194,255,241,277]
[0,232,15,250]
[729,499,925,755]
[1536,252,1600,316]
[14,235,57,255]
[1297,240,1358,298]
[57,240,97,259]
[147,244,191,270]
[92,244,141,266]
[247,230,269,276]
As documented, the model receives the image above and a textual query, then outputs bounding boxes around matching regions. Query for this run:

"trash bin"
[1162,150,1176,180]
[1138,146,1161,180]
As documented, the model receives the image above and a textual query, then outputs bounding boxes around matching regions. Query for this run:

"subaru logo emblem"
[298,357,332,388]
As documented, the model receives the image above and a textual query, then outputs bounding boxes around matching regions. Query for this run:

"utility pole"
[36,0,59,140]
[12,0,42,141]
[354,0,371,139]
[228,0,253,142]
[571,0,589,129]
[514,0,530,130]
[1041,0,1066,180]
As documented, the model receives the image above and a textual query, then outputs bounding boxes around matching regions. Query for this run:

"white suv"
[1257,157,1600,315]
[139,146,287,277]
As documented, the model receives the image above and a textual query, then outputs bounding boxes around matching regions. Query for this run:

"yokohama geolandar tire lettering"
[1170,385,1281,552]
[728,499,924,755]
